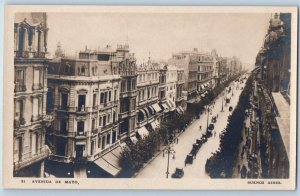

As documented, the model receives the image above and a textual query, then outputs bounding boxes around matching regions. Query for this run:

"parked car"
[185,154,194,165]
[171,168,184,178]
[211,116,217,123]
[208,123,215,130]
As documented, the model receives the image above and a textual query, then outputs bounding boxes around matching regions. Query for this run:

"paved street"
[136,80,246,179]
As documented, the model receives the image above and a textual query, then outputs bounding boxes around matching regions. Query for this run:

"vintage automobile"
[171,168,184,178]
[211,116,217,123]
[226,98,231,103]
[185,154,194,165]
[208,123,215,130]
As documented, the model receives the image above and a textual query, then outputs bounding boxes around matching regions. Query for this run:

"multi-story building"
[175,67,185,111]
[212,50,228,85]
[253,13,290,178]
[13,13,51,177]
[46,47,122,178]
[168,48,214,104]
[136,60,161,139]
[113,44,138,142]
[227,56,242,79]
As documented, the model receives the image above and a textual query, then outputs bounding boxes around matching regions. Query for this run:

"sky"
[47,12,271,69]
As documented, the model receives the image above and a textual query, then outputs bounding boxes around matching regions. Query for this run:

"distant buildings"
[169,48,242,105]
[168,48,215,104]
[253,13,290,178]
[13,13,51,177]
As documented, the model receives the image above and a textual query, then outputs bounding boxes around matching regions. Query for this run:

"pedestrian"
[176,137,179,144]
[238,164,241,173]
[214,131,216,137]
[217,114,218,119]
[199,125,202,131]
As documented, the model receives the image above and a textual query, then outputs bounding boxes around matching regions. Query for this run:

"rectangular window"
[61,92,68,109]
[107,114,111,124]
[103,116,107,126]
[108,91,111,102]
[100,92,104,104]
[127,79,131,91]
[114,90,117,101]
[92,119,95,131]
[33,69,41,85]
[78,94,86,110]
[15,70,25,85]
[106,133,111,145]
[99,116,102,126]
[101,136,106,149]
[112,131,117,144]
[113,112,116,123]
[121,80,126,92]
[98,135,101,148]
[104,92,108,103]
[93,93,97,107]
[77,121,84,134]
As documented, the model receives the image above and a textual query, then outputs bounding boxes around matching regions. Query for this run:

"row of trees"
[118,73,245,177]
[205,74,253,178]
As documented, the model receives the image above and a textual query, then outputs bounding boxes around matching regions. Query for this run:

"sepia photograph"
[3,6,297,190]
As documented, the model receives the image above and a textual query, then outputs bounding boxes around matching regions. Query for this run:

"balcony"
[99,102,113,110]
[15,51,46,58]
[56,105,69,112]
[176,96,184,102]
[52,130,76,138]
[14,146,50,171]
[48,154,74,163]
[92,105,99,111]
[31,115,42,122]
[15,84,27,92]
[101,123,113,132]
[32,83,43,91]
[14,118,26,128]
[75,131,88,139]
[92,128,98,135]
[119,111,129,119]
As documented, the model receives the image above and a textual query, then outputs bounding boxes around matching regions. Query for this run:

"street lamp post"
[221,93,224,112]
[163,144,175,179]
[163,128,176,179]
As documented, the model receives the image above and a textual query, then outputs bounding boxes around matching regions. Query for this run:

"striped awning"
[137,127,149,139]
[152,103,162,113]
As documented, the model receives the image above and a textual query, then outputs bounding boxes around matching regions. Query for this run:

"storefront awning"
[161,103,169,113]
[178,106,184,113]
[150,122,157,130]
[154,120,160,128]
[137,126,149,139]
[93,146,122,176]
[168,101,176,111]
[176,107,183,114]
[130,136,138,144]
[152,103,162,113]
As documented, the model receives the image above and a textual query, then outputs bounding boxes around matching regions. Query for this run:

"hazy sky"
[47,13,270,68]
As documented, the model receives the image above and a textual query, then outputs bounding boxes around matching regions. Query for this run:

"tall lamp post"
[221,92,224,112]
[163,129,176,179]
[163,144,175,179]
